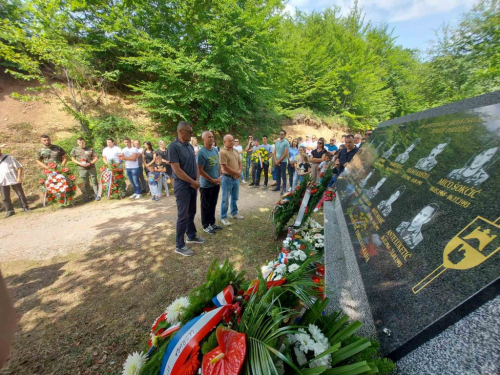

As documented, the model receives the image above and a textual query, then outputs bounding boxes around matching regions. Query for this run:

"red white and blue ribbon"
[160,306,229,375]
[258,153,263,168]
[212,285,234,307]
[278,252,289,264]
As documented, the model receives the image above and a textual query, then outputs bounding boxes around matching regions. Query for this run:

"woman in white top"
[133,140,147,193]
[102,138,122,165]
[191,137,199,155]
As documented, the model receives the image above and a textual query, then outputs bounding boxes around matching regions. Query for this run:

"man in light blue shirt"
[272,130,290,194]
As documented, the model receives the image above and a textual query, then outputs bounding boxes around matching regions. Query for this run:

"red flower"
[68,175,76,181]
[62,167,69,173]
[58,200,64,204]
[65,187,70,192]
[47,162,57,169]
[305,207,308,214]
[310,188,318,194]
[42,169,50,175]
[60,194,65,198]
[39,178,45,184]
[71,186,77,191]
[300,244,306,250]
[47,197,52,202]
[69,197,73,201]
[99,166,106,172]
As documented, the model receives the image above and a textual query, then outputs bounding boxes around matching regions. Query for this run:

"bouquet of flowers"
[99,163,125,199]
[123,256,394,375]
[250,147,271,166]
[39,162,77,206]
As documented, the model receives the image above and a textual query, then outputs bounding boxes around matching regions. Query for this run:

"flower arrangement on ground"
[99,162,125,199]
[39,162,77,206]
[123,255,394,375]
[250,147,271,166]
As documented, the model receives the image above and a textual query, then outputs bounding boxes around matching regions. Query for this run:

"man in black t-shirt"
[167,122,204,257]
[336,134,358,176]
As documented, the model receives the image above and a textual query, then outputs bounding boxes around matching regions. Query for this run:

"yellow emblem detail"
[413,216,500,294]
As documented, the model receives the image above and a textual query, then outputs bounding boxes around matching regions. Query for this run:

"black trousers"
[174,181,197,248]
[1,183,28,212]
[288,163,295,188]
[200,185,220,228]
[253,163,269,186]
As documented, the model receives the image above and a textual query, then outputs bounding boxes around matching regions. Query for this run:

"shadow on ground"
[1,204,279,374]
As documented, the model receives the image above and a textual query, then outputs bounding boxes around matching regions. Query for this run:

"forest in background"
[0,0,499,137]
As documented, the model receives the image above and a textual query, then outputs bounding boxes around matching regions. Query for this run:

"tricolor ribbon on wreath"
[258,153,263,169]
[159,286,237,375]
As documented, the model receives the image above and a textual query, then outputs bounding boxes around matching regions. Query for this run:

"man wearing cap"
[36,134,67,168]
[0,144,29,218]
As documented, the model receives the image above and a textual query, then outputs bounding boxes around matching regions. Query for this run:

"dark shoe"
[186,236,206,244]
[84,197,91,203]
[251,185,260,188]
[263,185,268,190]
[141,189,147,194]
[271,188,280,192]
[203,225,216,234]
[211,224,223,230]
[175,246,194,257]
[249,183,255,187]
[95,196,101,201]
[5,210,15,218]
[281,190,286,195]
[22,207,30,212]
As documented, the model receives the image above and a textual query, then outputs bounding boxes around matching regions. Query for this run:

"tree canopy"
[0,0,498,134]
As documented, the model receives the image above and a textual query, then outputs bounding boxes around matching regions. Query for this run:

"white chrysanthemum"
[294,346,308,366]
[288,263,299,273]
[273,274,283,281]
[295,250,307,261]
[275,264,287,273]
[122,351,147,375]
[165,296,190,324]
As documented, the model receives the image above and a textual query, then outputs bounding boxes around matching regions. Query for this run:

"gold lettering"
[387,230,413,261]
[381,235,403,267]
[406,167,430,180]
[437,178,481,198]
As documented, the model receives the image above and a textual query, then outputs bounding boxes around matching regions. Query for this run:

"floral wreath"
[250,147,271,165]
[39,162,77,206]
[99,162,125,199]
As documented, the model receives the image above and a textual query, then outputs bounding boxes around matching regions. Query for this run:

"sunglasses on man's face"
[182,129,193,134]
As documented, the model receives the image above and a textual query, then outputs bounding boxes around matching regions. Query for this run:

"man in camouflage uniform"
[70,137,99,202]
[36,134,67,168]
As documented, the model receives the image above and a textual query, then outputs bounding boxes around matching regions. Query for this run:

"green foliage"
[89,115,137,149]
[201,329,219,355]
[140,337,172,375]
[181,259,246,324]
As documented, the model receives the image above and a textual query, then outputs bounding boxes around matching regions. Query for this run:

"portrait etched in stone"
[366,176,387,199]
[415,138,451,172]
[447,144,500,186]
[359,170,374,188]
[394,138,421,164]
[377,186,406,217]
[382,143,397,159]
[396,203,439,249]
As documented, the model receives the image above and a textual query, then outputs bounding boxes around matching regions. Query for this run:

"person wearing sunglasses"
[168,121,205,257]
[325,138,338,157]
[310,138,327,183]
[233,138,245,183]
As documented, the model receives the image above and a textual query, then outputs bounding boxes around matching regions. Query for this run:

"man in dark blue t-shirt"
[336,134,358,176]
[168,121,204,256]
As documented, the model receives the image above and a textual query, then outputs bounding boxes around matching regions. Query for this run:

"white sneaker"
[287,188,292,192]
[129,194,137,199]
[221,218,232,226]
[134,194,142,199]
[242,180,247,183]
[230,213,244,220]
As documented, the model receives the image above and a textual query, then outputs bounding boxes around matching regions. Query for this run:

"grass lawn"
[1,205,281,374]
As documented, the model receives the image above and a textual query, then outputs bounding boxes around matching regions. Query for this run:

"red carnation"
[38,178,45,184]
[68,175,76,181]
[58,200,64,204]
[310,188,318,194]
[72,186,77,191]
[65,187,70,192]
[305,207,308,214]
[99,166,105,172]
[42,169,50,175]
[69,197,73,201]
[47,162,57,169]
[47,197,52,202]
[62,167,69,173]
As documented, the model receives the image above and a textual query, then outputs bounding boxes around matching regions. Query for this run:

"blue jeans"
[292,168,298,189]
[275,163,287,190]
[221,175,239,219]
[245,155,251,180]
[126,168,141,195]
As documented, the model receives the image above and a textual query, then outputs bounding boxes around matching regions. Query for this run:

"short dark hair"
[345,134,354,139]
[106,137,115,143]
[77,137,85,142]
[342,134,347,137]
[123,137,131,141]
[177,121,192,130]
[40,134,50,139]
[262,135,268,138]
[253,137,260,142]
[280,129,286,135]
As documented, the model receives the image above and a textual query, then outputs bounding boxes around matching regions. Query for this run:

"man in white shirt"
[354,134,362,148]
[233,138,245,183]
[120,137,142,199]
[0,144,29,218]
[102,137,122,164]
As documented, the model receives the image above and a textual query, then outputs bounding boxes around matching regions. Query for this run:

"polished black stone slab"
[335,93,500,356]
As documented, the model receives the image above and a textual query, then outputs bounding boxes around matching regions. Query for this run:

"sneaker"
[203,226,216,234]
[251,185,260,188]
[151,197,155,201]
[186,236,206,244]
[135,194,142,200]
[287,188,292,192]
[281,190,286,195]
[5,211,15,218]
[263,185,267,190]
[271,187,280,192]
[155,197,160,201]
[242,180,247,183]
[129,194,137,199]
[95,196,101,201]
[22,207,31,212]
[84,197,91,203]
[230,213,244,220]
[175,246,194,257]
[221,218,232,226]
[249,182,255,186]
[211,224,223,230]
[121,192,127,198]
